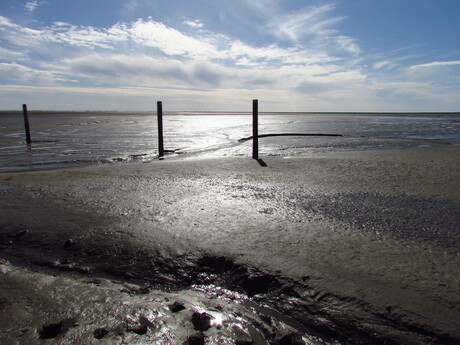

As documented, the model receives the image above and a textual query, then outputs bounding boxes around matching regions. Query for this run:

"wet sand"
[0,146,459,344]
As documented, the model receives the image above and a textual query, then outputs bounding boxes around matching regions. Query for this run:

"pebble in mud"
[187,333,205,345]
[169,300,186,312]
[38,322,63,339]
[192,312,213,331]
[38,318,76,339]
[93,328,109,339]
[64,239,76,248]
[128,324,148,335]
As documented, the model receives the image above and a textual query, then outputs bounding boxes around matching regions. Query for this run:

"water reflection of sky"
[0,113,459,171]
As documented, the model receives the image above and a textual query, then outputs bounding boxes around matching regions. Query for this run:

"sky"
[0,0,459,112]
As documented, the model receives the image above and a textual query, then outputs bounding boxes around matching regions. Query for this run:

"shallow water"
[0,112,459,172]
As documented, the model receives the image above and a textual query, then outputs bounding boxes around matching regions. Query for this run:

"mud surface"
[1,146,459,344]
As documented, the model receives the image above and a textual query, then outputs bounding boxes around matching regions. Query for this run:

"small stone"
[187,333,205,345]
[64,239,76,248]
[169,301,186,313]
[128,324,148,335]
[259,314,272,325]
[93,328,108,339]
[139,316,155,328]
[38,322,63,339]
[13,230,28,240]
[192,312,212,331]
[278,333,304,345]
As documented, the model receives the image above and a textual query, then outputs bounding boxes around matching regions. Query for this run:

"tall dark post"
[252,99,258,159]
[22,104,32,144]
[157,101,164,158]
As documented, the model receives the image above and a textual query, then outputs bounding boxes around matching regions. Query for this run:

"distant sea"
[0,112,459,172]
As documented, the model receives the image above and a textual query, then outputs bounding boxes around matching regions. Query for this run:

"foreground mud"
[1,258,329,345]
[1,147,459,344]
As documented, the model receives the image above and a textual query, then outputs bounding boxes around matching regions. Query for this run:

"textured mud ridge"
[187,255,459,345]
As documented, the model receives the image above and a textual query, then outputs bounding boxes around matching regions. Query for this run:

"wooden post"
[157,101,164,158]
[252,99,258,159]
[22,104,32,144]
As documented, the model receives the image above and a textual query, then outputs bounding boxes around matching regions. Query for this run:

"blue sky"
[0,0,459,111]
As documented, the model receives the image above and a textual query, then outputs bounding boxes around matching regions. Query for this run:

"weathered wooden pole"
[22,104,32,144]
[252,99,258,159]
[157,101,164,158]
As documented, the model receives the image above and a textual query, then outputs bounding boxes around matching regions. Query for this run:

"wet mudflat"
[0,146,459,344]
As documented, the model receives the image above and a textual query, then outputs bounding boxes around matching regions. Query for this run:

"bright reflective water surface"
[0,112,459,172]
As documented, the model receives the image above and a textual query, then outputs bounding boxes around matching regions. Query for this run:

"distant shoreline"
[1,110,460,116]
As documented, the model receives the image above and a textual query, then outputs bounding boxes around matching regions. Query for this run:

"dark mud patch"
[296,192,460,248]
[225,184,460,248]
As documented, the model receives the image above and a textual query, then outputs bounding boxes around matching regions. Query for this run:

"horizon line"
[1,110,460,115]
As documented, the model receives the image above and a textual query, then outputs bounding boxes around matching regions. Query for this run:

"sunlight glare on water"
[0,112,459,172]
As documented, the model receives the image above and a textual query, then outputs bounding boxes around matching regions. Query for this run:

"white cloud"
[50,53,281,89]
[0,84,296,111]
[0,17,44,47]
[0,15,337,69]
[243,1,354,52]
[0,16,17,29]
[373,60,396,70]
[0,62,72,84]
[24,1,40,14]
[183,19,204,29]
[4,11,457,111]
[123,0,140,12]
[0,13,374,110]
[128,19,216,58]
[268,4,342,42]
[410,61,460,69]
[0,47,27,61]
